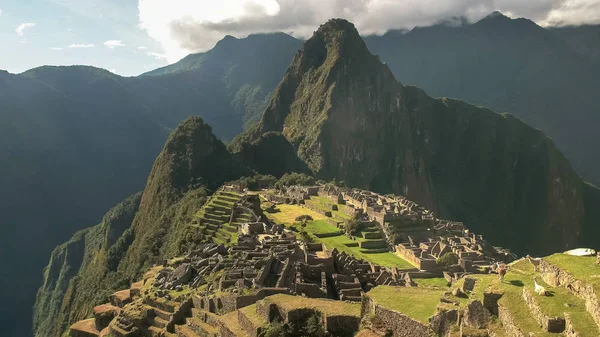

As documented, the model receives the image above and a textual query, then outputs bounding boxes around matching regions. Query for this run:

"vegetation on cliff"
[33,116,242,337]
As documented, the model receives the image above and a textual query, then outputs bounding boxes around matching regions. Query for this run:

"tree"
[261,320,290,337]
[437,252,459,267]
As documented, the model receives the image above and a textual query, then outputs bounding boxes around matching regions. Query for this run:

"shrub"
[295,215,314,222]
[275,172,315,189]
[437,252,459,266]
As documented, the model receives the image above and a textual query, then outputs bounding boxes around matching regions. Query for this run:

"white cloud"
[15,22,36,36]
[0,9,3,16]
[147,51,168,60]
[104,40,126,48]
[69,43,95,48]
[137,0,600,63]
[137,46,148,50]
[50,47,64,50]
[109,68,117,73]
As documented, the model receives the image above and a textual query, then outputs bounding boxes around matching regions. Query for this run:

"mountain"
[0,67,167,337]
[33,116,243,337]
[232,18,597,256]
[362,12,600,186]
[1,32,300,337]
[550,24,600,66]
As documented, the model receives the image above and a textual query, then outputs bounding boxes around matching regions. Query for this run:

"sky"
[0,0,599,77]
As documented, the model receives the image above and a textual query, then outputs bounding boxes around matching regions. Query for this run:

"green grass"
[415,277,450,289]
[264,203,414,269]
[288,219,341,235]
[544,254,600,290]
[304,195,351,221]
[474,258,600,336]
[317,234,414,268]
[368,286,446,324]
[264,203,329,224]
[265,294,360,317]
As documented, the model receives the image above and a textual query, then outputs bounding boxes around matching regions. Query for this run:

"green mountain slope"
[33,116,242,337]
[1,33,300,337]
[232,18,595,256]
[0,67,167,337]
[363,13,600,186]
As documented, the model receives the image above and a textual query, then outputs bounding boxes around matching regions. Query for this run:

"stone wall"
[238,309,263,337]
[539,260,600,330]
[564,313,579,337]
[497,303,527,337]
[256,257,275,285]
[295,283,328,298]
[361,295,430,337]
[305,202,332,217]
[483,292,503,315]
[521,288,565,332]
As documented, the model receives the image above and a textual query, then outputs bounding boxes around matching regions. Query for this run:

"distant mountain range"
[1,11,599,337]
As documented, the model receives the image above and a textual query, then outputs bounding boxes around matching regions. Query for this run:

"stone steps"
[188,317,218,337]
[149,315,169,329]
[148,305,173,321]
[218,311,249,337]
[148,326,166,337]
[144,297,177,313]
[217,196,240,203]
[223,225,238,233]
[220,191,242,198]
[212,200,233,208]
[176,325,201,337]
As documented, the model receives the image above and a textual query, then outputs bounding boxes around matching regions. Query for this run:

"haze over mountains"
[0,11,599,337]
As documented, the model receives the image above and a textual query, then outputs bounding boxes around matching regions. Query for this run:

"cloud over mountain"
[137,0,600,62]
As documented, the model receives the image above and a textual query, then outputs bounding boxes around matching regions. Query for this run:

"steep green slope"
[0,67,167,337]
[233,18,592,256]
[33,193,141,337]
[2,33,300,337]
[33,116,243,337]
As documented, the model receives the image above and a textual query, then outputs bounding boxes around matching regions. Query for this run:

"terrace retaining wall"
[361,294,430,337]
[521,288,565,332]
[539,260,600,330]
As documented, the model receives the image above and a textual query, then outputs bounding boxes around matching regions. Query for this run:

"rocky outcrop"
[232,18,592,256]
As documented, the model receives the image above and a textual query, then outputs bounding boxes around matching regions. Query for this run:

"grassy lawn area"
[415,277,450,289]
[288,219,341,235]
[368,286,446,324]
[264,204,328,224]
[544,253,600,290]
[266,294,361,317]
[263,203,415,269]
[318,234,414,269]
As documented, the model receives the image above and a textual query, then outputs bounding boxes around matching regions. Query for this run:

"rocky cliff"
[33,116,243,337]
[232,18,593,256]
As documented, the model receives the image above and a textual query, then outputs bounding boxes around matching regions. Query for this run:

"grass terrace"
[265,294,361,317]
[544,253,600,290]
[368,286,446,324]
